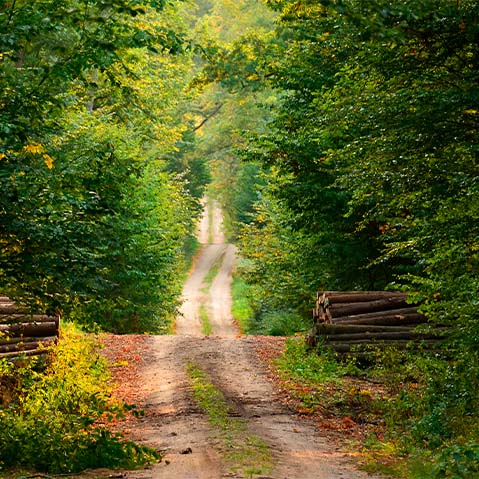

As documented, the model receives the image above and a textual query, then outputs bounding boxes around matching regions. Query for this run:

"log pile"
[0,297,60,360]
[309,291,443,356]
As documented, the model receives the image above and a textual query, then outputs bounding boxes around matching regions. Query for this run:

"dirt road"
[122,200,381,479]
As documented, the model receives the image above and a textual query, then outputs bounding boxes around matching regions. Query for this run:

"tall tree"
[0,0,203,331]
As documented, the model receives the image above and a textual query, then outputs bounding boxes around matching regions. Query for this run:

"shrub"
[0,323,159,473]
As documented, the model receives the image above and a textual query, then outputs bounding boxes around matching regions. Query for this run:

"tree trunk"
[0,335,56,347]
[0,349,49,360]
[0,313,58,324]
[332,307,424,325]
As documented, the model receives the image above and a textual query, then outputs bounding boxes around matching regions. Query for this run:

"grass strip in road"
[187,363,272,478]
[199,304,213,335]
[202,252,224,292]
[198,251,224,335]
[208,196,214,244]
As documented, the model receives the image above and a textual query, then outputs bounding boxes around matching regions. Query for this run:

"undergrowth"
[231,274,307,335]
[0,323,159,473]
[275,338,479,479]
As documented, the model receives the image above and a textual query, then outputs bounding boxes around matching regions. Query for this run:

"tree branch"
[193,103,223,131]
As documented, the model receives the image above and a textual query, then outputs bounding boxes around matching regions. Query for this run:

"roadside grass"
[231,276,254,334]
[187,363,272,478]
[273,339,408,476]
[230,271,309,335]
[273,338,479,479]
[202,253,223,291]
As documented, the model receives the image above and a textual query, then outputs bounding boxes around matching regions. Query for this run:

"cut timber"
[0,337,56,353]
[321,291,407,304]
[0,336,56,347]
[328,296,409,317]
[322,331,441,342]
[318,323,416,334]
[0,313,58,324]
[0,296,60,361]
[336,314,425,326]
[308,290,446,359]
[0,321,58,337]
[0,349,49,359]
[332,307,424,325]
[326,339,440,353]
[0,304,18,314]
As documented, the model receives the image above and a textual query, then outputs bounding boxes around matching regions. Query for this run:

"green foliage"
[433,444,479,479]
[0,324,159,473]
[0,0,207,331]
[276,338,348,384]
[236,195,332,330]
[199,304,213,335]
[356,347,479,479]
[275,339,372,417]
[185,0,277,240]
[211,1,479,473]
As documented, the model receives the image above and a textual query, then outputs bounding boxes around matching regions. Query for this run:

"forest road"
[118,200,382,479]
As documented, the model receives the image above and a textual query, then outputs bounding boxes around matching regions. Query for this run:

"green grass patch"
[199,304,213,336]
[274,337,362,415]
[187,363,272,478]
[0,323,159,474]
[231,276,254,333]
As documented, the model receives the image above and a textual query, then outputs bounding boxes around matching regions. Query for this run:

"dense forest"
[1,0,478,477]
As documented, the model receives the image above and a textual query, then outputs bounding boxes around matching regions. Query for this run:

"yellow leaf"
[43,154,54,169]
[23,143,45,154]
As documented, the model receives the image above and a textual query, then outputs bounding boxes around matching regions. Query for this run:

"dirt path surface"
[110,199,381,479]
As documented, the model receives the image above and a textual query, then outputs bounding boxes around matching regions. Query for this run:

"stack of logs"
[309,291,442,356]
[0,297,60,361]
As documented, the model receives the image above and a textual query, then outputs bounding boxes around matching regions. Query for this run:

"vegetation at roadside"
[187,363,272,478]
[231,268,308,336]
[202,254,224,290]
[2,0,477,476]
[200,0,478,476]
[0,0,208,334]
[0,323,159,473]
[231,275,254,334]
[275,339,479,479]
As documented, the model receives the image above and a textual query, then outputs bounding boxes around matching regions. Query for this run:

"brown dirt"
[102,199,384,479]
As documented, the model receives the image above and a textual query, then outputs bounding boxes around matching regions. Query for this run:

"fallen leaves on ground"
[100,334,151,432]
[252,335,387,446]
